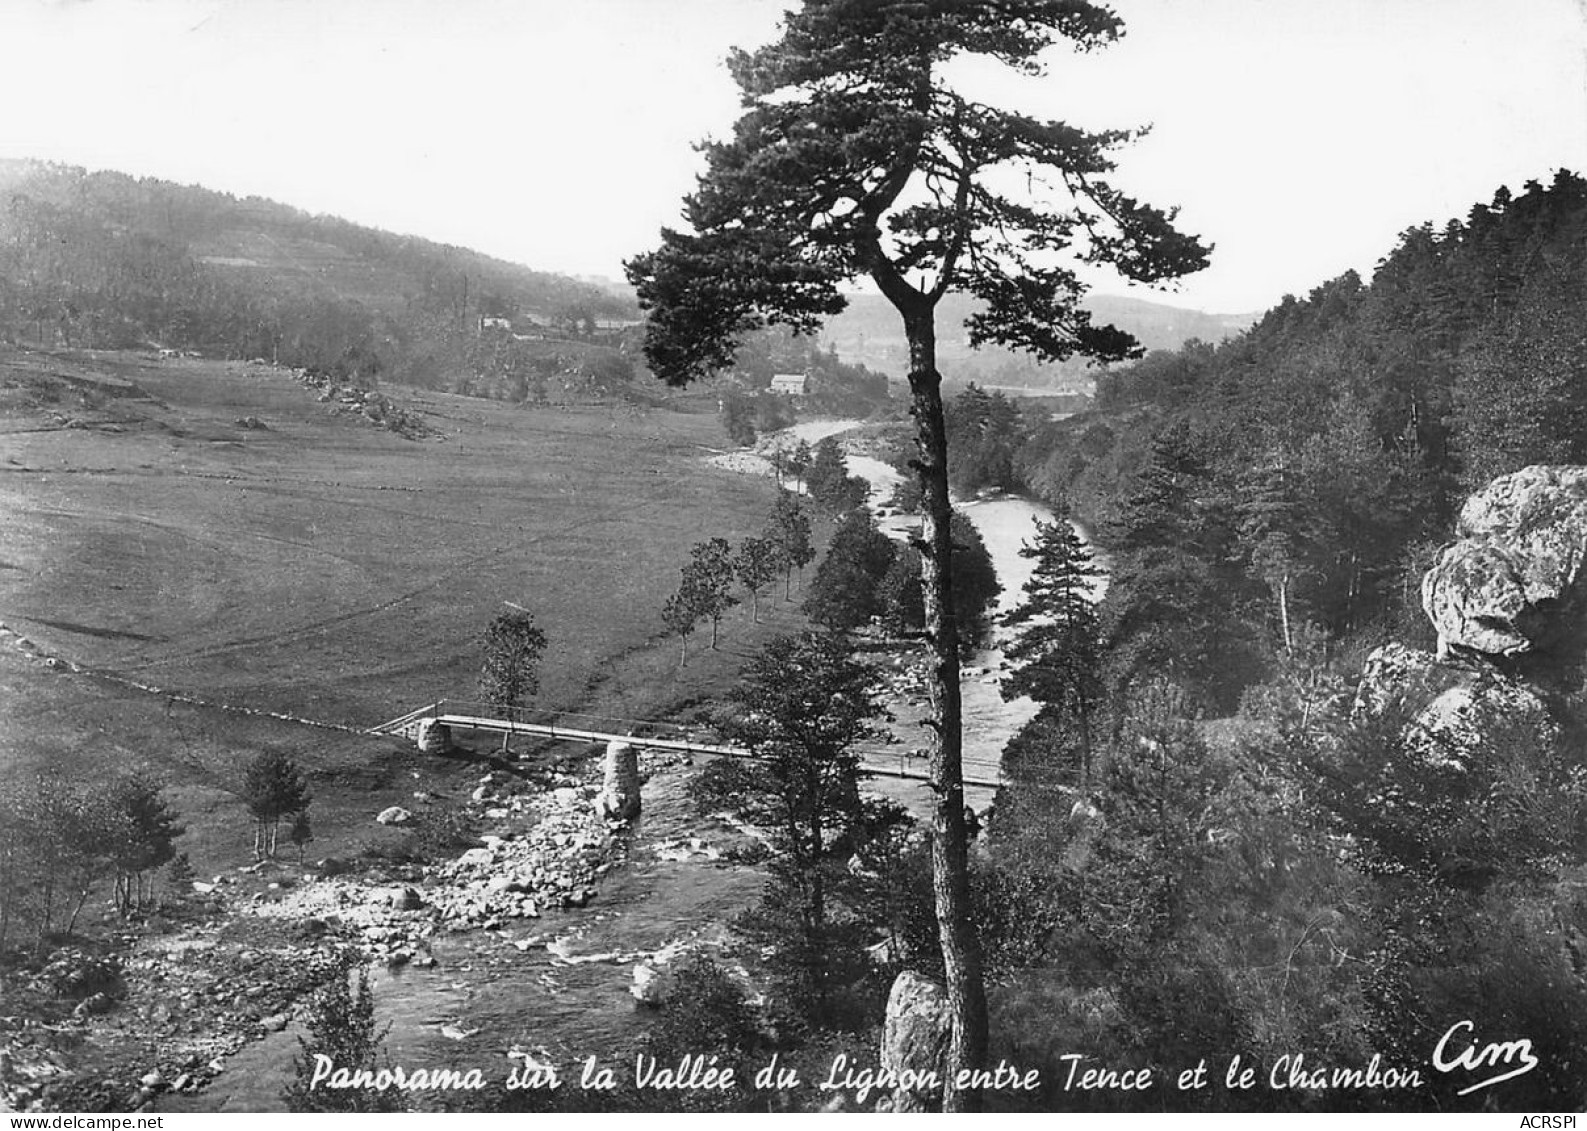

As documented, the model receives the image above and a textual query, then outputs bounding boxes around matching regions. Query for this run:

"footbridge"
[372,699,1002,790]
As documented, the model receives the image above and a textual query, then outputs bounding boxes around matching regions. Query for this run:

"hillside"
[0,160,638,392]
[1016,168,1587,682]
[817,290,1256,392]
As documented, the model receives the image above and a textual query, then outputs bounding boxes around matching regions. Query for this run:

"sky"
[1,0,1584,314]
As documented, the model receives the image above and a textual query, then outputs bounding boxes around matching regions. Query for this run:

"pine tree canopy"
[625,0,1210,386]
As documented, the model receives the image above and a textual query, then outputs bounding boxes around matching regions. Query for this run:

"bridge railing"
[429,699,721,745]
[376,697,1001,788]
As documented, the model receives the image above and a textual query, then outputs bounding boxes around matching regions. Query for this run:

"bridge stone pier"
[596,739,641,821]
[415,717,453,755]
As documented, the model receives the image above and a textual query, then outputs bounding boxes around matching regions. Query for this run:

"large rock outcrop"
[1423,465,1587,663]
[876,970,951,1113]
[1352,465,1585,808]
[1352,642,1556,766]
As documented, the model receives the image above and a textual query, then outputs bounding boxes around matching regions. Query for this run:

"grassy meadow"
[0,345,811,879]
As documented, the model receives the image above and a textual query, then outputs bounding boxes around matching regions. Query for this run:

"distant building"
[479,315,512,334]
[770,373,808,396]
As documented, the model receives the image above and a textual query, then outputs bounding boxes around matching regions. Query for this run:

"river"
[780,419,1103,791]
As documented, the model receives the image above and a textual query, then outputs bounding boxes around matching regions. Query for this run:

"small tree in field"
[480,608,548,751]
[480,609,547,714]
[767,490,816,599]
[685,537,740,648]
[244,751,311,861]
[166,851,196,894]
[663,584,706,668]
[289,810,315,864]
[734,535,781,623]
[106,772,183,917]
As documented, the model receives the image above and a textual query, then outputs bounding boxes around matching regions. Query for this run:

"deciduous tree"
[882,512,1002,654]
[663,585,705,668]
[285,963,403,1113]
[766,490,816,599]
[687,537,740,648]
[734,535,781,623]
[480,609,548,718]
[804,436,867,515]
[803,509,896,631]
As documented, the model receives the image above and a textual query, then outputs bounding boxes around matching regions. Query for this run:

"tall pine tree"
[624,3,1207,1100]
[1002,508,1103,784]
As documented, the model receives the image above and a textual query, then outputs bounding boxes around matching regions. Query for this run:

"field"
[0,344,809,879]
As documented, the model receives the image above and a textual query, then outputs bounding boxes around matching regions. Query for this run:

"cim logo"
[1431,1020,1539,1096]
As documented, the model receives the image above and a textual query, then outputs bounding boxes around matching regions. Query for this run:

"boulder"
[630,941,696,1006]
[73,992,114,1018]
[877,970,951,1112]
[1062,798,1106,872]
[1423,465,1587,661]
[390,886,425,911]
[1353,643,1556,767]
[376,806,411,826]
[595,740,641,822]
[630,961,675,1007]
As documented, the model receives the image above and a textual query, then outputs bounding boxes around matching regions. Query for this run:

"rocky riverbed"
[0,742,757,1113]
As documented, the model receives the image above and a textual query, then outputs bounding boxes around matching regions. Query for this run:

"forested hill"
[819,290,1256,391]
[0,159,637,389]
[1014,168,1587,690]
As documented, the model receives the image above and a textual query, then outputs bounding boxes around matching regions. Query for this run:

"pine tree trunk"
[902,305,988,1111]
